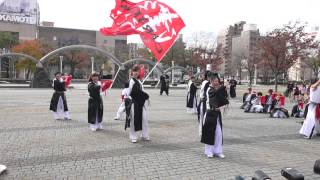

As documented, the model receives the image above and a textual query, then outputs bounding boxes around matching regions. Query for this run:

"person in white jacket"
[300,79,320,139]
[114,82,130,120]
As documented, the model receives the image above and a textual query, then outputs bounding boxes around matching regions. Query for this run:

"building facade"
[218,22,261,81]
[0,0,127,79]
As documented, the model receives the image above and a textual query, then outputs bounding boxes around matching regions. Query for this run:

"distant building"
[0,0,127,79]
[217,21,261,80]
[287,26,319,82]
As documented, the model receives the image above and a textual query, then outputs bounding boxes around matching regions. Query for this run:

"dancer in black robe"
[201,72,229,158]
[49,72,71,120]
[126,65,150,143]
[88,73,104,131]
[160,74,169,95]
[198,71,210,136]
[187,76,198,113]
[229,77,237,98]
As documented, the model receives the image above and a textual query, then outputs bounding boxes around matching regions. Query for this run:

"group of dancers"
[49,67,320,161]
[49,65,150,143]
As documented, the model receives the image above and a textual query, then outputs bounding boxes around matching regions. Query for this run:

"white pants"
[187,97,197,113]
[272,110,286,118]
[300,103,320,137]
[90,111,102,130]
[52,96,70,120]
[250,105,264,113]
[129,103,149,141]
[204,120,223,156]
[115,102,125,119]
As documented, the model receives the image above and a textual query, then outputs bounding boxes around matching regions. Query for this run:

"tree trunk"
[249,71,253,87]
[314,69,318,79]
[70,62,76,77]
[275,74,279,92]
[239,67,242,85]
[26,70,30,80]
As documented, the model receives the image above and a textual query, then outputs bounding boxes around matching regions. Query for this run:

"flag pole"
[142,61,160,84]
[110,67,121,90]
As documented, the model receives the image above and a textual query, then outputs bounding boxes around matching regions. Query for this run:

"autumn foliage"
[258,22,318,91]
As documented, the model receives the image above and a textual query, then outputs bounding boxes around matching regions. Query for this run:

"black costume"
[198,80,210,122]
[160,74,169,95]
[201,86,229,145]
[127,78,149,132]
[229,79,237,98]
[50,78,68,112]
[241,92,256,110]
[187,81,198,109]
[88,81,103,125]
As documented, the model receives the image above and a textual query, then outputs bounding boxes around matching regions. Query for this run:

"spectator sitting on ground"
[291,98,305,118]
[249,92,264,113]
[241,88,255,109]
[270,94,290,118]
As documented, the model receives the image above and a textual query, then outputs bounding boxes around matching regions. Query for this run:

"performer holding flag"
[50,72,71,120]
[126,65,150,143]
[87,72,111,131]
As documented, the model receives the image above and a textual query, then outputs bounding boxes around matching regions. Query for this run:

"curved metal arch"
[38,45,123,69]
[164,65,188,74]
[0,53,39,64]
[122,58,164,74]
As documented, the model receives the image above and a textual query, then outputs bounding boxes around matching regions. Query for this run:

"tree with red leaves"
[258,22,318,91]
[304,43,320,78]
[11,40,53,79]
[188,44,224,72]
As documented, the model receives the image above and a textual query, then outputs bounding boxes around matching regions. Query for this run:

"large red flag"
[100,0,185,61]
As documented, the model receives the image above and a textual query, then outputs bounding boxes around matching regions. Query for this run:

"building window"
[53,36,57,41]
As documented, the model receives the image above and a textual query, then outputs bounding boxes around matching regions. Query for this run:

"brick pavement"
[0,88,319,180]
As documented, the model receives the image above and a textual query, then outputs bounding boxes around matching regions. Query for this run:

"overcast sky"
[37,0,320,42]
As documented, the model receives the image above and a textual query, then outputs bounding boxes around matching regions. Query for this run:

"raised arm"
[311,79,320,91]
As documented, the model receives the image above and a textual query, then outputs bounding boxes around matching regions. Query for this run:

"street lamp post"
[59,56,63,73]
[91,57,95,73]
[0,53,2,79]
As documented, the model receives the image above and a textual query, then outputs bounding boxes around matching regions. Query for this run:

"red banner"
[101,80,113,92]
[140,65,145,79]
[100,0,185,61]
[62,75,72,88]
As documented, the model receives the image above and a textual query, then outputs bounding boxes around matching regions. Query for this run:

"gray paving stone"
[0,88,319,179]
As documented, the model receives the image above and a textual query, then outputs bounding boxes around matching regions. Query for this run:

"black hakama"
[88,82,103,125]
[49,79,69,115]
[187,82,197,108]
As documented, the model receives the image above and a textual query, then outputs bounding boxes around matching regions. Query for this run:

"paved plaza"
[0,87,320,180]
